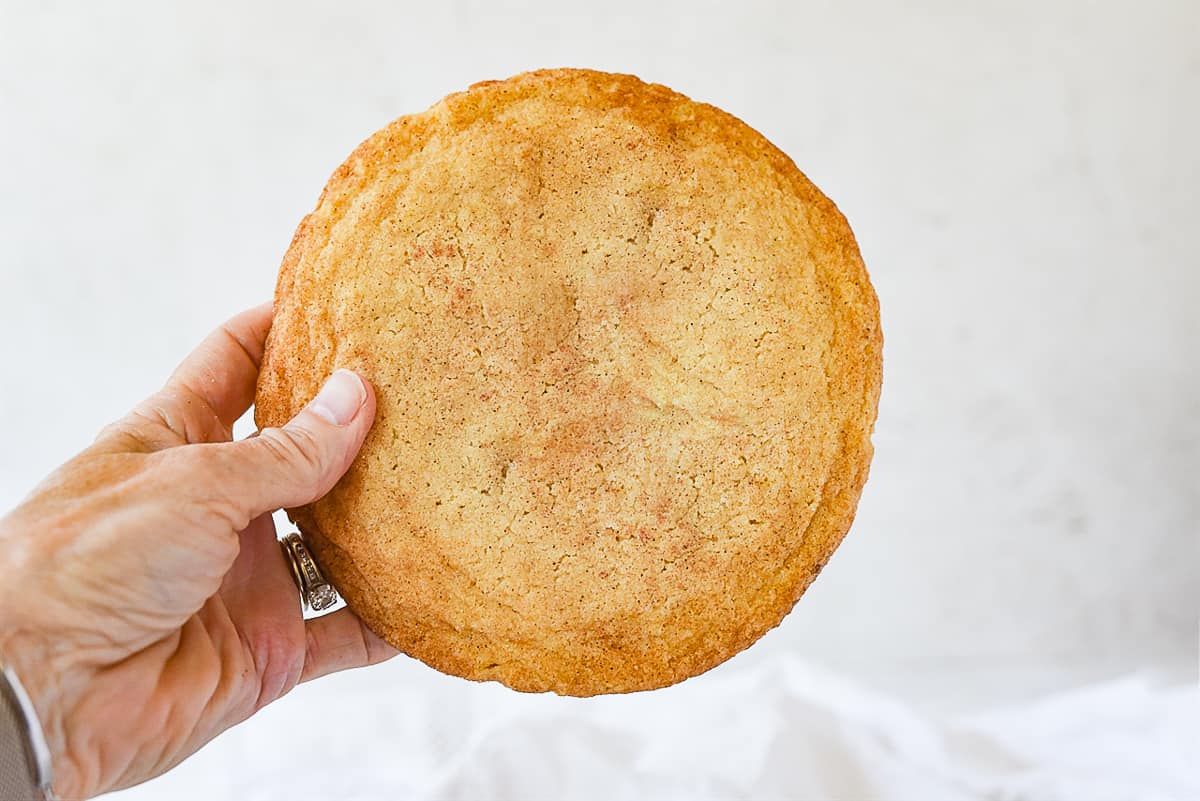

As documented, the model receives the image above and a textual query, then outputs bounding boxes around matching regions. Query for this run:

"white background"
[0,1,1195,798]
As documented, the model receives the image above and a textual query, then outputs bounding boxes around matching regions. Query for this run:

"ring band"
[279,532,339,611]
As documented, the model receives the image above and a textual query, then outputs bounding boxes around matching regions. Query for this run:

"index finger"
[165,301,274,431]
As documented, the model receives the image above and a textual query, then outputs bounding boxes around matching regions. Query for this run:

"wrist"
[0,617,78,799]
[0,660,55,799]
[0,525,86,799]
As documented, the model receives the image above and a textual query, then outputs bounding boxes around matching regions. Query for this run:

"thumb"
[216,369,376,521]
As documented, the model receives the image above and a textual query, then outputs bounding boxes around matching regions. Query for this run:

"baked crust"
[255,68,882,695]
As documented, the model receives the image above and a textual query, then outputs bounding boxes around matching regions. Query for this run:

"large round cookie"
[255,68,882,696]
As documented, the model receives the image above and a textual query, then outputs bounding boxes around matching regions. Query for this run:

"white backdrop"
[0,1,1195,799]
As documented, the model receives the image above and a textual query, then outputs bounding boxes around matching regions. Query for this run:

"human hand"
[0,302,397,799]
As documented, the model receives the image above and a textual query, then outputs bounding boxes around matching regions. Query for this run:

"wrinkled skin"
[0,303,396,799]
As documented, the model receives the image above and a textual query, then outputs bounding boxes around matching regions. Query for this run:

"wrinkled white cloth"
[106,654,1197,801]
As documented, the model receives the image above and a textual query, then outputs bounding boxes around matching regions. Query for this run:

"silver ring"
[279,532,339,612]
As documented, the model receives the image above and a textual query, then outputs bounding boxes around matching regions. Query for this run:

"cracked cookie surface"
[255,68,882,696]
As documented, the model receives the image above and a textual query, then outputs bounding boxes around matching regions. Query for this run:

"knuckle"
[150,443,204,484]
[254,624,304,710]
[261,426,319,469]
[182,441,224,473]
[257,427,326,495]
[360,619,393,666]
[95,411,163,452]
[303,624,323,674]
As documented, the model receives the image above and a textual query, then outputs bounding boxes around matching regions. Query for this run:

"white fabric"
[105,654,1198,800]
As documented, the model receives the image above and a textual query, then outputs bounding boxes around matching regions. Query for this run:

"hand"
[0,303,397,799]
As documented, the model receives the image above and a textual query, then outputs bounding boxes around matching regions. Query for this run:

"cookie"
[255,68,882,696]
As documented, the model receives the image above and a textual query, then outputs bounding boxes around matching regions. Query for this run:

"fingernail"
[307,369,367,426]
